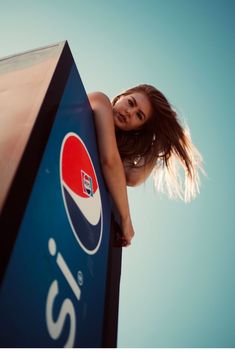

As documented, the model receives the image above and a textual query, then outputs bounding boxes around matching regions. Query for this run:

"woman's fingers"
[117,216,135,247]
[121,236,131,247]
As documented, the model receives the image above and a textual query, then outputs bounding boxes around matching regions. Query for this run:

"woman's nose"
[126,106,137,118]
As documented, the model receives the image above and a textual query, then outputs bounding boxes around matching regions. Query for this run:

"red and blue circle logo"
[60,133,103,255]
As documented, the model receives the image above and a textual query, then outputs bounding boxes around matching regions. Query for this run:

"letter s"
[46,280,76,348]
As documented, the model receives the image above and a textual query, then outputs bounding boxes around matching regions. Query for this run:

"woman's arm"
[88,92,134,247]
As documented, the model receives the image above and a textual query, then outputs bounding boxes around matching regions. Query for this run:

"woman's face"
[112,92,152,131]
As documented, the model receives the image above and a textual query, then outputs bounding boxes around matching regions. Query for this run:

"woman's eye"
[128,99,134,106]
[137,112,143,120]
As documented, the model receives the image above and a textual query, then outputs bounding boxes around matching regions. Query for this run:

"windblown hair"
[112,84,205,203]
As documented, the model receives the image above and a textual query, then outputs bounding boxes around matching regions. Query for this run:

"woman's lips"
[117,113,126,123]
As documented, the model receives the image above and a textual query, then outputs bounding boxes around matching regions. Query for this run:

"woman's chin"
[114,117,130,132]
[114,118,123,130]
[115,124,128,132]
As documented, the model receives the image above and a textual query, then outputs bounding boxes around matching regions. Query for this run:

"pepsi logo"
[60,133,103,255]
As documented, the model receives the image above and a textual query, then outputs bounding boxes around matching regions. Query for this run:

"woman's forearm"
[101,156,134,246]
[101,155,131,222]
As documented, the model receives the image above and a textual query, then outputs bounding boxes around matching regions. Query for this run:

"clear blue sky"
[1,0,235,348]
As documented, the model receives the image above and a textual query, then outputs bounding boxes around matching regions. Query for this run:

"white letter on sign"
[46,280,76,348]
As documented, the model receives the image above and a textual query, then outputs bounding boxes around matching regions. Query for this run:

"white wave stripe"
[63,182,101,225]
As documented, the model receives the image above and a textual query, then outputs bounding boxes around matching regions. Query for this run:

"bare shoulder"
[87,91,119,164]
[87,91,115,142]
[88,91,112,110]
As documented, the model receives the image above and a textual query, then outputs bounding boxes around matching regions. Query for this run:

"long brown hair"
[112,84,205,202]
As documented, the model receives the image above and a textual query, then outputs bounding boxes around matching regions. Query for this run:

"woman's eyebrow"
[131,96,146,119]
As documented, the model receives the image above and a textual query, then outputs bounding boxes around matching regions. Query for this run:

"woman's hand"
[121,216,135,247]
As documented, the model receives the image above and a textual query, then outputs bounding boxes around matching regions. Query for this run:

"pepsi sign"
[60,133,103,255]
[0,43,121,348]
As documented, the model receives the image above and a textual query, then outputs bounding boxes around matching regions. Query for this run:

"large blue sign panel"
[0,63,112,347]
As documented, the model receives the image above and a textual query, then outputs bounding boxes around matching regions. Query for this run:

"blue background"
[0,0,235,347]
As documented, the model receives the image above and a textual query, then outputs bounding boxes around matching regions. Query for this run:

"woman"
[88,84,205,248]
